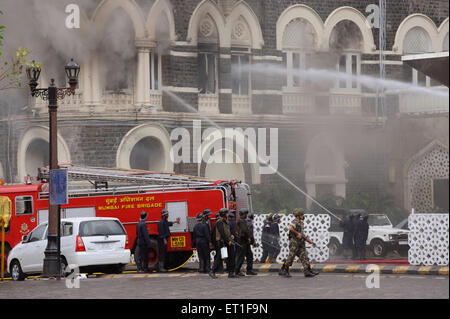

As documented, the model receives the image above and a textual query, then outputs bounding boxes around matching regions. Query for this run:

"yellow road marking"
[418,266,432,275]
[438,267,448,276]
[392,266,410,274]
[322,265,337,273]
[345,265,360,273]
[258,264,271,272]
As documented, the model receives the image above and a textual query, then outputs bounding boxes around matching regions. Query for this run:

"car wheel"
[328,238,342,257]
[371,239,387,258]
[10,260,26,281]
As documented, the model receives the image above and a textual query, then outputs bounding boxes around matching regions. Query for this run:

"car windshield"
[368,215,392,226]
[79,220,125,237]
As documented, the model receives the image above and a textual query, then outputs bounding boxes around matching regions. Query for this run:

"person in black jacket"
[339,214,354,259]
[209,208,237,279]
[193,213,211,273]
[352,212,362,260]
[136,211,152,273]
[245,213,258,275]
[269,214,281,263]
[157,209,180,272]
[354,214,369,260]
[234,209,252,276]
[260,213,273,263]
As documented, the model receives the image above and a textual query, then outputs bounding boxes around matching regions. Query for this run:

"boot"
[304,267,318,278]
[246,270,258,276]
[228,273,238,278]
[279,263,291,278]
[209,271,217,279]
[308,265,320,275]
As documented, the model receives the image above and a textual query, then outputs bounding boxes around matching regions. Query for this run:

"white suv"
[8,217,131,281]
[329,213,409,258]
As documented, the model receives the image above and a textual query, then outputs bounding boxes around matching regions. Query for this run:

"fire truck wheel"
[10,260,26,281]
[134,239,160,271]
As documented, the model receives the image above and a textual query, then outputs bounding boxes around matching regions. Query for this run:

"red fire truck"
[0,165,252,271]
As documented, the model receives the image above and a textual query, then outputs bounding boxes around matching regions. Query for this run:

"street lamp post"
[26,59,80,278]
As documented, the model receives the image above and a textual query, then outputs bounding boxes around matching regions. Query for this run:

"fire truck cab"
[0,165,252,272]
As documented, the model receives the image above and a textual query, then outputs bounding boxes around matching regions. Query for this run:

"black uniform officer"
[269,214,281,263]
[260,213,273,263]
[136,211,152,273]
[193,213,211,273]
[354,214,369,260]
[211,212,224,273]
[245,213,258,275]
[209,208,237,279]
[157,209,180,272]
[234,209,253,276]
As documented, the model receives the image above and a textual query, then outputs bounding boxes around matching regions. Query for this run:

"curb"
[252,263,449,276]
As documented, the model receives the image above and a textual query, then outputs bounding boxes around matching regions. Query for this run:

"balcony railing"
[198,94,220,114]
[232,95,251,114]
[397,87,449,114]
[329,90,362,115]
[282,91,315,114]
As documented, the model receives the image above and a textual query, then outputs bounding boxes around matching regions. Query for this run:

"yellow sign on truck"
[0,196,12,281]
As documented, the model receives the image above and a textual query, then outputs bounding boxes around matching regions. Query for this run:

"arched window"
[198,14,219,95]
[231,16,252,96]
[330,20,363,90]
[403,26,432,87]
[99,8,137,94]
[282,18,316,88]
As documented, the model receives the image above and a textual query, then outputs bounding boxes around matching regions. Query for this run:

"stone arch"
[92,0,146,38]
[403,140,449,213]
[324,6,376,53]
[226,1,264,49]
[146,0,177,42]
[393,14,440,53]
[116,123,174,173]
[198,129,261,184]
[204,148,246,182]
[17,126,71,182]
[187,0,227,47]
[304,133,348,208]
[276,4,324,51]
[438,18,449,51]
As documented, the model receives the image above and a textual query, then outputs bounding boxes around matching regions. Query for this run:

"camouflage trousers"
[285,240,310,269]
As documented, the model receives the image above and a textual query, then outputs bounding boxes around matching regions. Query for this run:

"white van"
[7,217,131,281]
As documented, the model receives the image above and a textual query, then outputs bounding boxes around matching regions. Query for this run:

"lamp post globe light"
[26,59,80,279]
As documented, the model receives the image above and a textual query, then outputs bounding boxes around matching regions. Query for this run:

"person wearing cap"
[269,214,281,263]
[354,214,369,260]
[193,213,211,273]
[211,211,224,274]
[136,211,152,273]
[209,208,237,279]
[245,213,258,275]
[279,208,319,278]
[235,208,257,276]
[157,209,181,272]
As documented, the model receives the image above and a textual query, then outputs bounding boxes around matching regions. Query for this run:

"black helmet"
[203,208,211,217]
[239,208,249,216]
[228,210,236,218]
[219,208,229,218]
[196,213,203,221]
[248,213,255,220]
[140,211,148,220]
[273,214,281,221]
[161,209,169,216]
[215,212,220,219]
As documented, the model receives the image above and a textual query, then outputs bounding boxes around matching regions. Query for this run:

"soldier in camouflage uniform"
[279,208,320,278]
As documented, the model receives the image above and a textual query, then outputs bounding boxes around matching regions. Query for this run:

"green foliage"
[0,9,41,91]
[251,182,306,215]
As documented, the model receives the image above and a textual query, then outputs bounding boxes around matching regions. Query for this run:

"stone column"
[135,46,151,107]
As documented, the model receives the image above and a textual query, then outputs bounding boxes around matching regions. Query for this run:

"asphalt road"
[0,272,448,300]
